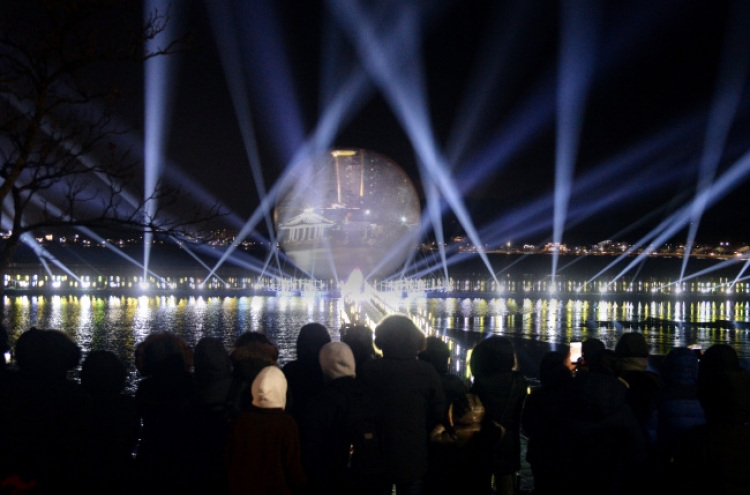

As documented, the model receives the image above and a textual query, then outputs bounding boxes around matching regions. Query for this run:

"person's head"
[418,336,451,374]
[231,331,278,365]
[587,349,622,377]
[449,393,485,427]
[319,342,356,381]
[251,366,287,410]
[582,338,605,365]
[230,331,279,387]
[81,350,127,398]
[697,345,750,425]
[139,332,192,377]
[296,323,331,362]
[374,315,425,359]
[14,327,81,380]
[539,350,573,388]
[470,336,516,378]
[194,337,232,383]
[341,325,375,365]
[661,347,700,387]
[615,332,650,359]
[700,344,742,377]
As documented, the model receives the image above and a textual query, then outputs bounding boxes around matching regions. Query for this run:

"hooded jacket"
[226,366,306,495]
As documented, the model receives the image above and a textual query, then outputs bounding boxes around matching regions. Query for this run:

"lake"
[4,289,750,383]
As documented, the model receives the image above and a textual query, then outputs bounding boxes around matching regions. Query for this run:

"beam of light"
[231,0,306,164]
[450,0,684,196]
[38,256,54,279]
[665,257,744,290]
[679,0,750,281]
[329,0,497,284]
[17,233,82,283]
[478,128,694,250]
[606,144,750,285]
[74,226,166,281]
[190,241,286,278]
[204,0,284,276]
[552,0,600,284]
[457,77,555,192]
[731,259,750,289]
[15,194,164,282]
[446,1,531,164]
[474,102,704,248]
[423,177,449,283]
[165,239,227,286]
[143,0,183,279]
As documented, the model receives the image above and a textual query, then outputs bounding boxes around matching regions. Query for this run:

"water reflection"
[3,294,750,377]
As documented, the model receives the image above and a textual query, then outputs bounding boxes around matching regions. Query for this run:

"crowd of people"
[0,318,749,495]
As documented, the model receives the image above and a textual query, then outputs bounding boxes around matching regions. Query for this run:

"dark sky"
[123,0,749,246]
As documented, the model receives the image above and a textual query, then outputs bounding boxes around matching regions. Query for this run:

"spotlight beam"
[329,0,497,283]
[605,144,750,285]
[679,0,750,281]
[143,0,183,279]
[204,0,284,276]
[552,0,600,284]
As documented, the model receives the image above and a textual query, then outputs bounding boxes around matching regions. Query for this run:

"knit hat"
[251,366,287,409]
[319,342,356,380]
[615,332,650,358]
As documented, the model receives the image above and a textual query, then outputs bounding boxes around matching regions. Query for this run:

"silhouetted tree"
[0,0,218,300]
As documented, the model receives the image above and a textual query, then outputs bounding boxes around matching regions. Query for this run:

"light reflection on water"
[3,294,750,378]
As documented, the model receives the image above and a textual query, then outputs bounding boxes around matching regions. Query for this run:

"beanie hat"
[319,342,356,380]
[251,366,287,410]
[615,332,650,358]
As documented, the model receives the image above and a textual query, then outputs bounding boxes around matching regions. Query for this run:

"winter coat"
[523,371,648,495]
[226,407,307,495]
[360,357,446,484]
[301,376,386,495]
[470,370,527,476]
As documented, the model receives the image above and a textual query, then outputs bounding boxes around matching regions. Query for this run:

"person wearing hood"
[672,344,750,495]
[656,347,705,464]
[359,315,445,495]
[283,323,331,426]
[615,332,664,445]
[524,349,647,495]
[302,342,387,495]
[135,332,199,495]
[226,365,307,495]
[193,337,234,495]
[469,336,527,495]
[0,328,89,494]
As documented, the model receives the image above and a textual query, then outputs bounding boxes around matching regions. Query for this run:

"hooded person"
[80,351,140,495]
[615,332,664,444]
[134,332,199,495]
[656,347,705,463]
[359,315,445,495]
[225,331,279,418]
[0,328,89,494]
[672,345,750,495]
[226,366,307,495]
[282,323,331,425]
[193,337,233,495]
[419,336,468,419]
[469,335,527,495]
[341,325,376,371]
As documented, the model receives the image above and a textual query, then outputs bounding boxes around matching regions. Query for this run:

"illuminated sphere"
[274,149,421,280]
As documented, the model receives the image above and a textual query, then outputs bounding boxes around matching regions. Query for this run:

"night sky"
[82,0,750,245]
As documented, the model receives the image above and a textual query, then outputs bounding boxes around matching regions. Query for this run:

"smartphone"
[569,341,582,364]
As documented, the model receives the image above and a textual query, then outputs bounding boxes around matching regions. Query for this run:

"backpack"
[333,384,388,486]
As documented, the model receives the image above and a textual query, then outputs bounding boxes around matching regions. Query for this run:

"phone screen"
[569,341,582,364]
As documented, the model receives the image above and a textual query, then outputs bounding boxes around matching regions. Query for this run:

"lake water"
[4,291,750,382]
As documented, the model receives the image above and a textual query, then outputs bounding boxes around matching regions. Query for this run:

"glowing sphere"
[275,149,421,280]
